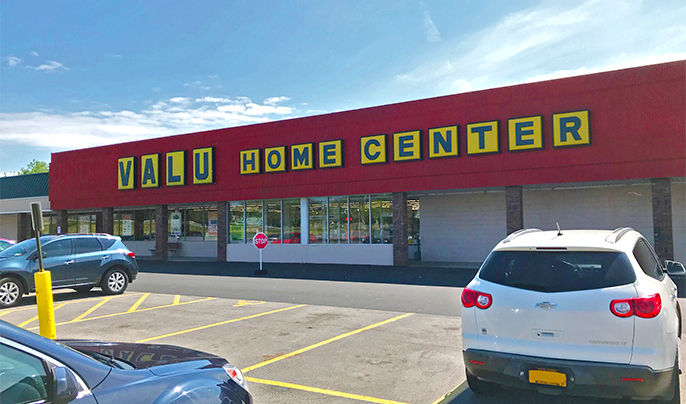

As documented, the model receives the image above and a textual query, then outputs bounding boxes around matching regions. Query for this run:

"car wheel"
[0,277,24,308]
[101,268,128,295]
[466,368,499,395]
[73,286,93,294]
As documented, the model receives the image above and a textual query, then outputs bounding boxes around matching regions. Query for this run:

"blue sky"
[1,0,685,174]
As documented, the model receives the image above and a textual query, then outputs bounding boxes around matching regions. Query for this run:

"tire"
[73,286,93,294]
[466,368,499,395]
[101,268,128,295]
[0,277,24,308]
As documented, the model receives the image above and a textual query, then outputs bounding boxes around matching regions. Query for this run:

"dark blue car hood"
[59,340,228,371]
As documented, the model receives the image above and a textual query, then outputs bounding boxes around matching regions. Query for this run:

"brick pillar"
[154,205,168,260]
[133,210,144,239]
[652,178,674,261]
[506,185,524,235]
[57,210,69,234]
[17,213,33,241]
[95,212,103,233]
[392,192,408,266]
[102,207,114,235]
[217,201,228,262]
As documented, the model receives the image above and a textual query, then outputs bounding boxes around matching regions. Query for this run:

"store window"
[41,215,57,235]
[67,215,78,233]
[229,202,245,243]
[206,209,218,241]
[167,207,217,241]
[245,201,263,240]
[114,211,135,240]
[328,196,348,244]
[308,197,327,244]
[266,200,281,244]
[371,194,392,243]
[349,195,369,243]
[282,199,301,244]
[407,199,420,245]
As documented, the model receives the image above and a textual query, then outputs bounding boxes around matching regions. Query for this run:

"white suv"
[461,228,684,402]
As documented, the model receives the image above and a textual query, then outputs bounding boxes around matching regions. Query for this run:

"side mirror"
[52,366,79,404]
[665,260,686,275]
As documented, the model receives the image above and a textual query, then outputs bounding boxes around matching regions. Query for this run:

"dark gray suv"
[0,234,138,308]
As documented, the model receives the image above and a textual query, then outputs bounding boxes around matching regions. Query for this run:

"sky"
[1,0,685,174]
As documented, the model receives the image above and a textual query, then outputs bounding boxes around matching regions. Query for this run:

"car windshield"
[478,250,636,292]
[0,237,55,258]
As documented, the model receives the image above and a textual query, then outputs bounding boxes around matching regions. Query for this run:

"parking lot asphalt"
[2,277,686,403]
[1,290,463,403]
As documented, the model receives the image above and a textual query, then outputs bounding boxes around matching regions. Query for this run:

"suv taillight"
[610,293,661,318]
[126,252,135,258]
[461,288,492,309]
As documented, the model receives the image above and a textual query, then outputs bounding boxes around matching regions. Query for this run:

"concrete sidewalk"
[137,259,480,288]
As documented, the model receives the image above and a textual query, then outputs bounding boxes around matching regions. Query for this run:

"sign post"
[253,232,268,275]
[30,202,56,339]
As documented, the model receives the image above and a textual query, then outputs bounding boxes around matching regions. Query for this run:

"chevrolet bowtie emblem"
[535,302,557,310]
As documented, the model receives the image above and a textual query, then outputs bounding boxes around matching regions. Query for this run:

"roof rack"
[605,227,634,243]
[502,228,541,243]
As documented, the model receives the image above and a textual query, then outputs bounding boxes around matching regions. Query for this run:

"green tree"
[18,159,49,174]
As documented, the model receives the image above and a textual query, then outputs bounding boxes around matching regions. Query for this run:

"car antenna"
[556,222,563,236]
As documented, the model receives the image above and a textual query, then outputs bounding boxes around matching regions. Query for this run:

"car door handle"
[102,255,110,260]
[65,260,74,265]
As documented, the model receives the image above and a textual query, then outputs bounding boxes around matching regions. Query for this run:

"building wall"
[419,192,506,263]
[673,181,686,263]
[524,183,655,241]
[0,214,18,240]
[226,244,393,265]
[0,196,50,214]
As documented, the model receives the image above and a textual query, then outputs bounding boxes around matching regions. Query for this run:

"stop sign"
[253,232,268,249]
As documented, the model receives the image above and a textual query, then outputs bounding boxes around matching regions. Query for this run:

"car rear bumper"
[463,349,676,400]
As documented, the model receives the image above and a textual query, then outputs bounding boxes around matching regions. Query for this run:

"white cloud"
[0,96,298,151]
[33,60,66,72]
[30,51,39,57]
[6,56,22,67]
[393,0,686,96]
[264,96,290,105]
[422,10,441,42]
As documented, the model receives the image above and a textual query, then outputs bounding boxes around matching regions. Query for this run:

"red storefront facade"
[49,61,686,266]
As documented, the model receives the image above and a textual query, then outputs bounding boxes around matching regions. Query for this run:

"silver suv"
[0,234,138,308]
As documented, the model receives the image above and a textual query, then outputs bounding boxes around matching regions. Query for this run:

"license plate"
[528,369,567,387]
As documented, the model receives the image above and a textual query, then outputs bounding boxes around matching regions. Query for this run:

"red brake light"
[610,294,661,319]
[127,252,135,258]
[461,288,492,309]
[634,293,661,318]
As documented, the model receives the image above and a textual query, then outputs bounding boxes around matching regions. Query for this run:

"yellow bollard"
[34,271,56,339]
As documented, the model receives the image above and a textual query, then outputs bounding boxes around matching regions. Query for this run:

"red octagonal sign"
[253,232,268,249]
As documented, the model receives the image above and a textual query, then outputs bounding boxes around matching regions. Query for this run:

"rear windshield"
[478,251,635,292]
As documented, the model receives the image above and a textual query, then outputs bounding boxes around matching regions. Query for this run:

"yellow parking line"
[72,296,115,322]
[127,293,150,312]
[0,292,140,317]
[242,313,413,373]
[17,302,70,328]
[430,380,468,404]
[29,297,218,330]
[136,304,306,343]
[173,295,180,305]
[245,377,408,404]
[233,300,265,307]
